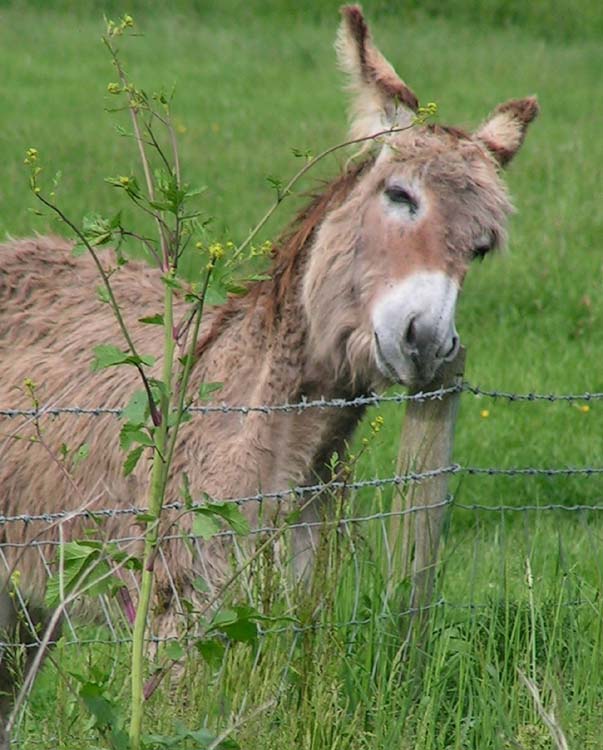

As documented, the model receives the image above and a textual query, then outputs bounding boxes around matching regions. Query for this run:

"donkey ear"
[336,4,419,141]
[476,97,539,167]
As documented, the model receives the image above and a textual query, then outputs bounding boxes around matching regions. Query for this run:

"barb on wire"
[0,497,453,549]
[464,384,603,403]
[4,494,603,549]
[1,381,601,421]
[0,385,460,419]
[3,462,603,527]
[0,466,460,525]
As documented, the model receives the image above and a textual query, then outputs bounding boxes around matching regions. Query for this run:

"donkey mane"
[197,158,374,359]
[426,123,471,140]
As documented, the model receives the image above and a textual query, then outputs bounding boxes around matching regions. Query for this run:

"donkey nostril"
[404,316,417,350]
[439,334,460,361]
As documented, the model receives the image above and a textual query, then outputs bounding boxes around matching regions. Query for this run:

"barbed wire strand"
[1,382,601,420]
[3,463,603,526]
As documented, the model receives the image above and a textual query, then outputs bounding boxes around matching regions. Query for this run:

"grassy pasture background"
[1,1,603,747]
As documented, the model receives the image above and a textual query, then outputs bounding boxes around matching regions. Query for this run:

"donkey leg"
[290,493,333,583]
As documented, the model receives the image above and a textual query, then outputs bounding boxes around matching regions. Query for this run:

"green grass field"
[2,2,603,748]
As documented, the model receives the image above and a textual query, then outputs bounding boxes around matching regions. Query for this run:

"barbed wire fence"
[2,349,603,744]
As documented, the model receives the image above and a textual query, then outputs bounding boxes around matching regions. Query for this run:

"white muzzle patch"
[372,271,460,386]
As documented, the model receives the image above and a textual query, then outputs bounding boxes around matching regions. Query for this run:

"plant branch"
[103,36,170,268]
[34,192,161,426]
[232,123,413,261]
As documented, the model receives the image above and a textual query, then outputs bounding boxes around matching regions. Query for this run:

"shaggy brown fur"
[0,5,538,727]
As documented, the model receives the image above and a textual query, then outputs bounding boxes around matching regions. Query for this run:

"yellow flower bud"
[209,242,225,260]
[24,147,38,164]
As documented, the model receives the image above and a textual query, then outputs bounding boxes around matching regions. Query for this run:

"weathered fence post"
[394,347,466,624]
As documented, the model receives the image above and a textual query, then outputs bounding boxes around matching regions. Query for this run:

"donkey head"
[303,5,538,388]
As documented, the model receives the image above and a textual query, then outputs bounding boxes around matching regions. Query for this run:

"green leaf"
[138,313,164,325]
[110,728,130,750]
[133,353,156,368]
[291,146,313,160]
[109,210,123,229]
[165,641,185,661]
[72,241,87,258]
[121,390,149,424]
[206,502,250,535]
[225,282,247,296]
[184,186,207,199]
[123,445,145,476]
[192,576,209,594]
[195,637,225,670]
[198,382,223,401]
[92,344,127,370]
[190,502,249,537]
[88,232,112,247]
[72,442,90,465]
[45,542,125,607]
[81,213,115,248]
[246,273,271,282]
[266,175,283,192]
[209,609,238,629]
[119,423,154,451]
[167,409,192,427]
[105,175,141,199]
[80,682,117,729]
[221,616,257,643]
[91,344,155,372]
[207,606,258,644]
[192,511,222,540]
[204,280,229,307]
[149,378,170,402]
[96,284,110,304]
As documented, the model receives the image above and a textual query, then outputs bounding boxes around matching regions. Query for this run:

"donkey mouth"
[374,332,429,387]
[374,333,402,383]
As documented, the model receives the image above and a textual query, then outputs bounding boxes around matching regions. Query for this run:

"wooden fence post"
[393,347,466,622]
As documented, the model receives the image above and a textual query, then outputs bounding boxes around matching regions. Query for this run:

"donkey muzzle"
[372,271,460,386]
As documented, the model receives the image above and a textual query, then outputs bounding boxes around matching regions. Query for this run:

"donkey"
[0,3,537,697]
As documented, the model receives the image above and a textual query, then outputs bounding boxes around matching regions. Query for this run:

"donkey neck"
[192,278,366,496]
[190,170,374,496]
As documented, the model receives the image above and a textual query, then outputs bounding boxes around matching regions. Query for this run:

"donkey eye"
[384,186,418,214]
[472,232,496,261]
[472,245,490,261]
